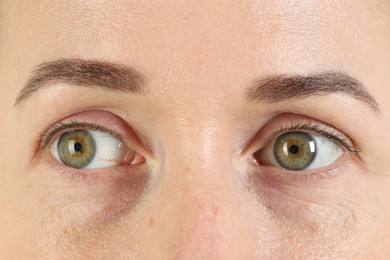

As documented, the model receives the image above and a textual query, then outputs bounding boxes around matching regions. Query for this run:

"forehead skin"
[0,1,389,124]
[0,0,390,259]
[2,1,389,91]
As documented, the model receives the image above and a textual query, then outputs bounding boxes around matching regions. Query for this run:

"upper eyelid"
[242,114,360,156]
[39,121,124,152]
[264,123,358,153]
[34,110,154,164]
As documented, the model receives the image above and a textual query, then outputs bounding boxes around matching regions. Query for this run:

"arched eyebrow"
[15,58,147,106]
[246,73,380,113]
[16,60,380,114]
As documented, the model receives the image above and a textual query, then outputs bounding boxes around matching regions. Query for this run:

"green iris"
[273,132,316,170]
[57,130,96,169]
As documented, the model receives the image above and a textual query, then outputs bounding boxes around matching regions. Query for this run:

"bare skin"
[0,0,390,259]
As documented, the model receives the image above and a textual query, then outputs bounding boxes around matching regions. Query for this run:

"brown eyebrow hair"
[15,58,147,105]
[16,59,379,114]
[246,73,379,112]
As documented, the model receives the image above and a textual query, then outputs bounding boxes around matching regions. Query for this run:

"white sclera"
[260,133,344,170]
[305,135,343,169]
[50,130,128,169]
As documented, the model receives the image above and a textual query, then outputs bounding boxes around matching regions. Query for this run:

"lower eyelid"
[247,151,351,186]
[43,153,150,185]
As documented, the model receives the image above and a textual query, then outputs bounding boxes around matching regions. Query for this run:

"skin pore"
[0,0,390,258]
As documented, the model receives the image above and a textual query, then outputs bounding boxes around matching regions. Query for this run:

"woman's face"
[1,0,389,258]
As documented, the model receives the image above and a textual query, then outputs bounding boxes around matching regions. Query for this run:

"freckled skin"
[0,0,390,259]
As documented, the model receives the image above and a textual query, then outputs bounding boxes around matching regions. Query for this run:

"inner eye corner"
[127,152,147,165]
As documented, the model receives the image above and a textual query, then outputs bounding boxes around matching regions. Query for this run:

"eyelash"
[261,121,359,154]
[40,116,355,184]
[246,119,358,183]
[38,120,124,152]
[42,119,357,156]
[38,120,141,183]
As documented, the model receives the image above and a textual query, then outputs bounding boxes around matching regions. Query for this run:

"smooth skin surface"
[1,0,390,259]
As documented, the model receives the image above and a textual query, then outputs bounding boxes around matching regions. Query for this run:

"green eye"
[50,129,131,169]
[255,131,344,171]
[57,130,96,168]
[273,132,316,170]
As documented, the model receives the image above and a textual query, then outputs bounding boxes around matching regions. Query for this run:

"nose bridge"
[150,46,248,256]
[178,181,228,258]
[159,114,241,258]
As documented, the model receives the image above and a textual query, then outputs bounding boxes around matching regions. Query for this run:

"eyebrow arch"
[246,72,380,113]
[15,58,147,106]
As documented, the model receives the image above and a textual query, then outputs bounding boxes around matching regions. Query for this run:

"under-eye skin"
[250,117,359,175]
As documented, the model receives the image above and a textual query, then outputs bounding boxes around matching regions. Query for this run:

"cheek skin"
[32,164,150,258]
[1,0,390,258]
[244,161,376,258]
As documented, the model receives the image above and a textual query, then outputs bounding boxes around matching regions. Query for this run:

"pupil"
[74,142,83,153]
[289,145,299,154]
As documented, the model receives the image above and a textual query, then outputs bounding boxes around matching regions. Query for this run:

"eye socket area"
[50,129,145,170]
[252,131,345,171]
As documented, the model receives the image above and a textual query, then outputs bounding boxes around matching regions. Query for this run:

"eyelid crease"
[39,120,124,152]
[263,122,360,154]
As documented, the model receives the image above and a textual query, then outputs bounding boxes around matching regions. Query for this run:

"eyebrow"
[15,58,147,105]
[246,73,379,112]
